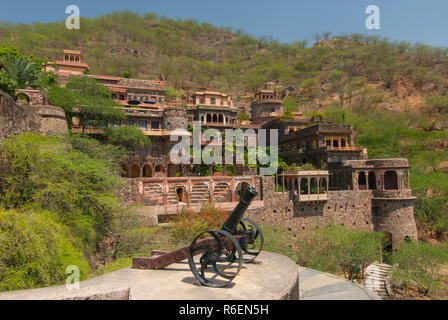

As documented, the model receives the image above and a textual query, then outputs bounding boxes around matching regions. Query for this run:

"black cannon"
[133,186,264,288]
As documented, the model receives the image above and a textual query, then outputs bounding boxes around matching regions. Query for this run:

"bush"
[391,239,448,295]
[0,133,123,248]
[0,207,89,291]
[171,202,229,244]
[296,223,384,280]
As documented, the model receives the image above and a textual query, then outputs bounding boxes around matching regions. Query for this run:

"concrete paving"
[299,267,381,300]
[0,251,299,300]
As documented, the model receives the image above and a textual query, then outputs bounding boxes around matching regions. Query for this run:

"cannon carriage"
[133,186,264,287]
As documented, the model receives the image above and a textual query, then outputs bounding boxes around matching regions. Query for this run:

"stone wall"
[248,187,374,233]
[372,198,418,244]
[0,90,68,139]
[0,90,40,139]
[248,175,417,245]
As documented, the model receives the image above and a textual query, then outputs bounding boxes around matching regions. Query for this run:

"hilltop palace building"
[34,50,418,246]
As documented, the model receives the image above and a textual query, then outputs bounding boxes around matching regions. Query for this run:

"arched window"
[310,178,318,194]
[300,178,308,195]
[358,172,367,190]
[130,164,140,178]
[368,171,376,190]
[166,122,172,130]
[319,178,327,193]
[384,171,398,190]
[143,164,152,177]
[206,114,212,122]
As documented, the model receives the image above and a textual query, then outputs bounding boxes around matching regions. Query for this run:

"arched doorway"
[384,171,398,190]
[300,178,308,195]
[143,164,152,177]
[130,164,140,178]
[154,164,165,176]
[358,172,367,190]
[310,178,318,194]
[319,178,327,193]
[368,171,376,190]
[175,186,187,203]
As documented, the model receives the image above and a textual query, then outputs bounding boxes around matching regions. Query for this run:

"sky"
[0,0,447,47]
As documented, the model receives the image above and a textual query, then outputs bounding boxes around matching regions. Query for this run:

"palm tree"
[1,54,42,90]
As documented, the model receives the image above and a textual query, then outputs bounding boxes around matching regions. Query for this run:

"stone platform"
[0,252,299,300]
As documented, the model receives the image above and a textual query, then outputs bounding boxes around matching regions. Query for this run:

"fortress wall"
[0,90,40,139]
[248,187,375,232]
[37,105,68,134]
[372,198,418,244]
[0,90,68,139]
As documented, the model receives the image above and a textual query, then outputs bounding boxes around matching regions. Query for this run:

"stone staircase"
[191,183,209,204]
[167,186,179,205]
[213,183,232,202]
[143,184,164,206]
[364,263,392,299]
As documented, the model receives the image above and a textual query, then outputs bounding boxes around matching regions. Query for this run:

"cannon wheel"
[237,217,264,263]
[188,229,243,288]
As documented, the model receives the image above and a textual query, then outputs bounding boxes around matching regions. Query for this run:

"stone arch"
[168,163,181,177]
[213,114,217,123]
[143,164,152,177]
[340,138,347,148]
[206,114,212,122]
[121,163,128,177]
[16,92,30,104]
[384,171,398,190]
[175,185,187,203]
[130,164,140,178]
[319,178,327,194]
[368,171,376,190]
[358,172,367,190]
[310,178,318,194]
[300,178,308,195]
[154,164,165,175]
[218,114,224,123]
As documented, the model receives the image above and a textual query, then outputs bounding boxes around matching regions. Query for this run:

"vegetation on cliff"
[0,132,126,290]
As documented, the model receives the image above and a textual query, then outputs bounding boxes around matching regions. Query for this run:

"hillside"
[0,11,448,239]
[1,12,448,116]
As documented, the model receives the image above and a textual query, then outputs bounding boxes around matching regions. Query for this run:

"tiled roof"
[55,60,90,69]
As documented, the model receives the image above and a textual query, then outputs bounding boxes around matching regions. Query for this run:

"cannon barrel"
[221,186,258,233]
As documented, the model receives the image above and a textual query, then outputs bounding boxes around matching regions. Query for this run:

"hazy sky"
[1,0,447,47]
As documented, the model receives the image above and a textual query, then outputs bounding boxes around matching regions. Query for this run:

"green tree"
[46,76,125,131]
[102,126,151,149]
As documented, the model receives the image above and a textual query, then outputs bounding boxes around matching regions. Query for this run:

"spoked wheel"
[188,229,242,288]
[236,217,264,263]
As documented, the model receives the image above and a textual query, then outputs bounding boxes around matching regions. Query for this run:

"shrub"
[0,133,124,252]
[0,207,89,291]
[171,202,229,244]
[296,223,384,280]
[391,239,448,295]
